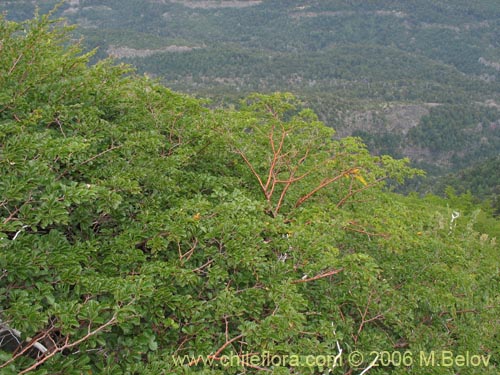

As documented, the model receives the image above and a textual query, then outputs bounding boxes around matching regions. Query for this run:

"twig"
[54,117,66,138]
[180,238,199,262]
[438,306,495,317]
[0,331,47,369]
[1,307,122,374]
[57,144,122,180]
[8,53,24,75]
[3,206,21,225]
[192,259,214,273]
[210,334,244,359]
[291,268,343,284]
[17,314,118,375]
[79,144,122,166]
[294,169,356,209]
[234,148,266,197]
[188,334,244,366]
[352,290,384,344]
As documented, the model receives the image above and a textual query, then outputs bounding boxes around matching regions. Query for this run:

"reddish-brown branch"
[80,144,122,166]
[174,335,192,355]
[234,148,267,198]
[223,315,230,343]
[295,168,356,208]
[2,193,33,225]
[352,290,384,345]
[17,336,70,375]
[2,206,21,225]
[264,102,281,121]
[188,334,244,366]
[264,123,287,194]
[338,305,347,323]
[271,146,316,216]
[0,331,51,369]
[232,104,380,216]
[211,334,243,359]
[264,124,277,191]
[275,150,334,185]
[54,117,66,138]
[271,162,295,216]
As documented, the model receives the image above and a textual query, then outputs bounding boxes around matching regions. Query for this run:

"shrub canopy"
[0,11,498,375]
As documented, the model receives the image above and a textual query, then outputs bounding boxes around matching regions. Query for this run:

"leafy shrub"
[0,10,498,375]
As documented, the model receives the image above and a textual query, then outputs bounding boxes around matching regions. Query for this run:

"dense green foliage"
[1,10,499,375]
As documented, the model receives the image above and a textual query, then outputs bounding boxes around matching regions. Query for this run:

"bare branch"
[291,268,344,284]
[8,53,24,75]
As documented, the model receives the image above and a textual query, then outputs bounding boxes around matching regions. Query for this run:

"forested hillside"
[1,0,499,201]
[0,10,499,375]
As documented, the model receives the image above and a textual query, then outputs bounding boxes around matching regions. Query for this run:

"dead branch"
[291,268,344,284]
